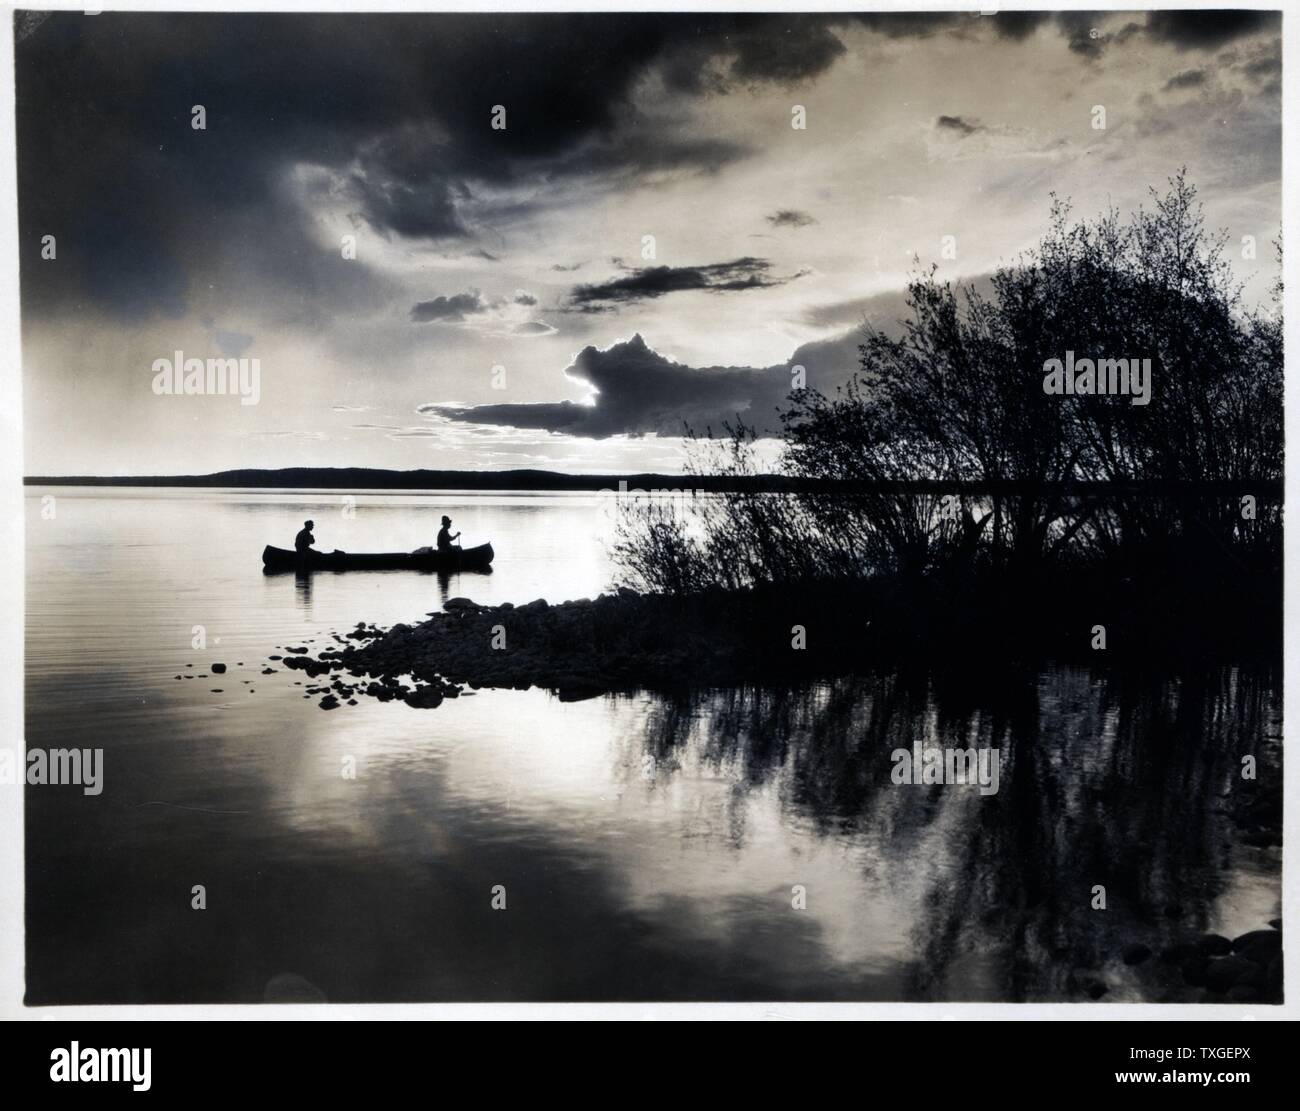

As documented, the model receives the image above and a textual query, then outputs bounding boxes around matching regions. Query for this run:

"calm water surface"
[25,489,1281,1002]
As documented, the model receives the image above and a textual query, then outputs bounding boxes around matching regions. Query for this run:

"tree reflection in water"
[633,664,1280,1001]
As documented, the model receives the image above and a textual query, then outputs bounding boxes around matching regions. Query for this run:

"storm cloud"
[568,258,803,311]
[15,13,829,324]
[422,330,863,439]
[1144,10,1276,51]
[16,10,1279,327]
[410,291,491,323]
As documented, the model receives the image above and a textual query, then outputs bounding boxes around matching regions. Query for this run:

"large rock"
[444,597,478,612]
[403,685,444,709]
[1231,929,1281,954]
[1233,930,1282,966]
[1203,955,1257,993]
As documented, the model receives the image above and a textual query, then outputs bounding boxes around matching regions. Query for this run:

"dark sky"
[15,10,1282,474]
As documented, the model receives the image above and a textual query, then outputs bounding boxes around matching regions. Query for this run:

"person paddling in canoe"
[293,519,315,571]
[436,515,461,551]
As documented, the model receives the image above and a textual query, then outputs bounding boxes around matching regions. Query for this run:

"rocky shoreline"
[1068,921,1283,1004]
[265,590,782,708]
[243,564,1286,714]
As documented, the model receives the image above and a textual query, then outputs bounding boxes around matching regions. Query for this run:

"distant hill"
[22,467,803,492]
[23,468,1279,497]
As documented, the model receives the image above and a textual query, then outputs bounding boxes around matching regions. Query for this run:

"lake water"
[23,488,1282,1003]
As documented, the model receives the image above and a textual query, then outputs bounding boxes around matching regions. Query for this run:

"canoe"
[262,542,494,574]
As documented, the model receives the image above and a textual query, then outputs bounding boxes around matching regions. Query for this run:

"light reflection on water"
[24,490,1281,1002]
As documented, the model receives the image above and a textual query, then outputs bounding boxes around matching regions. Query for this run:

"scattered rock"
[1194,934,1232,957]
[1232,929,1280,953]
[403,685,444,709]
[1203,955,1257,993]
[283,655,330,676]
[319,695,340,710]
[1083,979,1108,1000]
[1233,930,1282,967]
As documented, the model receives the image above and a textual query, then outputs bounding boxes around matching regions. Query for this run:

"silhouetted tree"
[617,173,1282,600]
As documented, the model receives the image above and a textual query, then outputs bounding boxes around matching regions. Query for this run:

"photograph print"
[13,7,1284,1007]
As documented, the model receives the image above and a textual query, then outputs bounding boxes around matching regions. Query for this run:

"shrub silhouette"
[616,172,1282,630]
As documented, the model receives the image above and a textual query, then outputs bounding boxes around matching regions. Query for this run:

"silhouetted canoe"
[262,543,494,573]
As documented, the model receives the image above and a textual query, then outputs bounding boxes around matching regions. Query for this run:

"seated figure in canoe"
[293,519,316,572]
[437,516,460,551]
[413,515,460,558]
